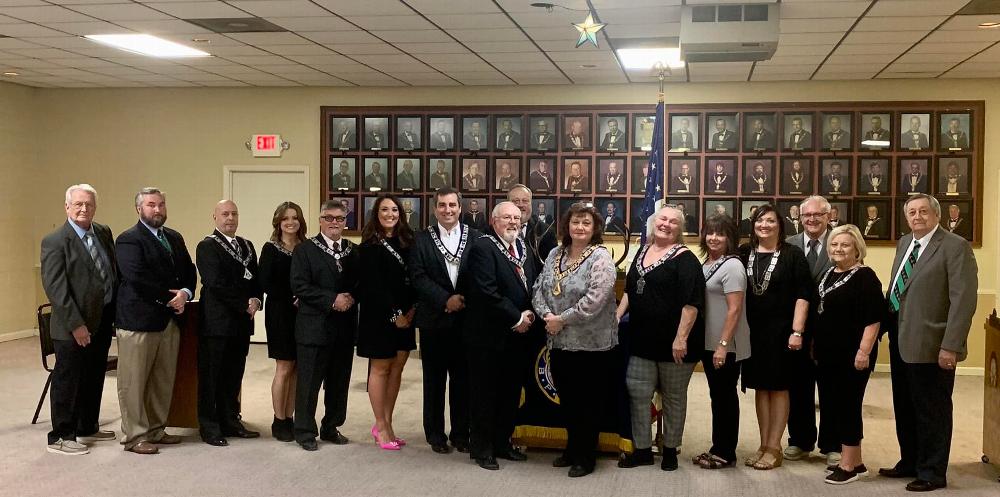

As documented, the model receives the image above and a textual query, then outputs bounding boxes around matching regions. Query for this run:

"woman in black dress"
[357,195,416,450]
[740,204,812,470]
[813,225,883,485]
[258,201,306,442]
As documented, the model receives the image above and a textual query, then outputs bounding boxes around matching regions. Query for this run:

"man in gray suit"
[783,195,839,464]
[880,193,977,492]
[40,184,119,455]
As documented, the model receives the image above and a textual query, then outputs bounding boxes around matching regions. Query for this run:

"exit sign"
[249,134,284,157]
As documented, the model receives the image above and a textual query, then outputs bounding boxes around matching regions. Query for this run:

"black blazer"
[525,218,557,271]
[409,225,479,330]
[115,221,196,332]
[289,236,359,346]
[40,221,119,341]
[196,231,263,337]
[463,230,536,350]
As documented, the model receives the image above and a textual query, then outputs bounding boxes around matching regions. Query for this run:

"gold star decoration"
[573,14,606,48]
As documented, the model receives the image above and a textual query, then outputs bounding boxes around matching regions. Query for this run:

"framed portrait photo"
[595,197,628,234]
[777,200,805,236]
[703,199,735,224]
[597,157,627,194]
[330,196,358,231]
[856,200,890,240]
[629,197,648,234]
[597,114,628,152]
[527,157,556,193]
[668,157,700,195]
[937,157,971,197]
[707,113,739,152]
[362,196,379,226]
[741,157,775,196]
[330,116,358,151]
[562,157,591,193]
[493,157,522,192]
[494,115,523,152]
[939,199,973,240]
[329,157,357,191]
[859,112,892,150]
[427,158,454,190]
[461,197,488,230]
[828,200,850,230]
[563,115,592,151]
[363,116,390,151]
[396,116,422,151]
[820,112,852,151]
[632,114,655,152]
[632,157,651,194]
[428,116,455,151]
[669,114,700,152]
[819,157,852,196]
[857,158,889,196]
[939,112,971,151]
[899,112,932,151]
[738,200,772,238]
[704,157,736,195]
[461,116,489,152]
[394,157,421,192]
[398,196,422,228]
[743,113,777,152]
[667,198,700,236]
[460,158,487,192]
[362,158,388,191]
[783,113,813,152]
[528,115,558,152]
[532,198,556,226]
[897,157,931,195]
[779,157,812,196]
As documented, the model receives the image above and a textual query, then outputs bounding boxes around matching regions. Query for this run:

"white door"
[225,166,310,344]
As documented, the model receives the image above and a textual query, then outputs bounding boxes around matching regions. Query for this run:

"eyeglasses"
[801,212,829,219]
[320,215,347,223]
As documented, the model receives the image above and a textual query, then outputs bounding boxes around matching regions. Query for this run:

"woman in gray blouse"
[692,214,751,469]
[532,202,618,478]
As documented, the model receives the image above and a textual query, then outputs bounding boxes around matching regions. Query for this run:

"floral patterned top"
[532,245,618,351]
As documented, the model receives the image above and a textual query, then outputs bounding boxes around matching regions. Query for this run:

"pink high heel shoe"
[371,425,400,451]
[394,437,406,446]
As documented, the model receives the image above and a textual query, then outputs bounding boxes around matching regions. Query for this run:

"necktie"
[157,230,172,254]
[507,243,523,279]
[231,238,241,257]
[806,239,818,268]
[332,241,341,253]
[84,233,107,282]
[889,241,921,312]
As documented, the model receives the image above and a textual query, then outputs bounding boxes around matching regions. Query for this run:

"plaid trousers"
[626,355,696,450]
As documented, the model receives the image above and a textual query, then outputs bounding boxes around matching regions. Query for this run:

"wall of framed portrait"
[321,101,983,245]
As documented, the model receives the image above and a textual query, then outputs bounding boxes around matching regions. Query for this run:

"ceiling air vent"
[680,3,778,63]
[691,4,771,23]
[183,18,287,34]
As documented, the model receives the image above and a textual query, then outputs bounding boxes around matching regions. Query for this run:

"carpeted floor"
[2,337,996,496]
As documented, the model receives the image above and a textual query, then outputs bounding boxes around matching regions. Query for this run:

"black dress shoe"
[453,442,470,453]
[224,427,260,439]
[496,448,527,461]
[475,456,500,470]
[552,455,572,468]
[272,417,294,442]
[320,430,349,445]
[203,437,228,447]
[618,448,654,468]
[906,479,946,492]
[661,447,679,471]
[298,439,318,451]
[879,467,917,478]
[568,465,593,478]
[431,443,452,454]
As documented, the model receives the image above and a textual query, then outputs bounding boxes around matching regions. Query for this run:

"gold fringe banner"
[512,425,635,454]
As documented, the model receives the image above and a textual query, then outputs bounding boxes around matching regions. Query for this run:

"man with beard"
[114,187,196,454]
[785,159,807,195]
[464,201,537,470]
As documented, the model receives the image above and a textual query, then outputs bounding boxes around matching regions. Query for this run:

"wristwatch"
[718,339,729,347]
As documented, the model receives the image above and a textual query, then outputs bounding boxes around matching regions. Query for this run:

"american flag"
[639,101,665,245]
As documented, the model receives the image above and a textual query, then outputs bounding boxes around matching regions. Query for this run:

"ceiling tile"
[923,29,1000,43]
[841,30,928,44]
[865,0,968,17]
[884,61,953,73]
[312,0,413,16]
[894,52,970,64]
[116,19,211,34]
[812,71,877,80]
[370,30,452,43]
[428,13,515,29]
[256,44,333,56]
[780,32,844,45]
[909,41,993,54]
[143,1,254,19]
[852,15,947,32]
[427,62,492,72]
[598,6,681,25]
[752,73,812,82]
[939,14,1000,31]
[265,16,356,32]
[226,31,306,45]
[833,42,910,55]
[875,71,942,78]
[343,15,435,31]
[449,28,526,42]
[0,23,67,37]
[779,1,872,19]
[69,3,173,21]
[413,52,482,64]
[36,20,132,35]
[327,43,401,55]
[464,40,537,53]
[772,44,834,57]
[300,30,376,45]
[496,0,589,13]
[781,17,854,33]
[227,0,330,18]
[202,45,269,56]
[480,51,546,63]
[0,5,95,23]
[825,53,898,64]
[405,0,500,15]
[0,37,41,48]
[396,42,469,54]
[224,54,290,65]
[504,10,580,29]
[606,22,679,38]
[285,53,356,65]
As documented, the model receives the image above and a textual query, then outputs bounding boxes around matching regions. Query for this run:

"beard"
[142,212,166,228]
[500,229,518,245]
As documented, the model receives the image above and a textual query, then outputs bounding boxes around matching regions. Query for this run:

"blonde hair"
[827,224,867,262]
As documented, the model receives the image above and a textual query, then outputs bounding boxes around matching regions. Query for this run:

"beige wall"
[11,78,1000,367]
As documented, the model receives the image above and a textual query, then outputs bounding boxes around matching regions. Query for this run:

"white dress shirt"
[321,232,342,251]
[892,225,939,288]
[438,223,461,288]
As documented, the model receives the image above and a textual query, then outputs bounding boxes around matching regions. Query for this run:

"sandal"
[692,452,712,466]
[752,447,783,470]
[744,446,765,467]
[698,453,735,470]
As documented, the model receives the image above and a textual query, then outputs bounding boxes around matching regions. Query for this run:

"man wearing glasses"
[289,200,360,451]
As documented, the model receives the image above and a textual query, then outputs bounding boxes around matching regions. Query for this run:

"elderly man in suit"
[464,201,537,470]
[290,200,360,451]
[40,184,119,455]
[880,193,977,492]
[115,187,196,454]
[783,195,840,465]
[410,187,477,454]
[195,200,263,446]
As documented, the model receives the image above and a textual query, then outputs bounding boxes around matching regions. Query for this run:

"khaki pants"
[116,321,180,449]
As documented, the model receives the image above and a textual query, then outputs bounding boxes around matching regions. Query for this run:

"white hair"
[799,195,831,213]
[645,205,685,242]
[65,184,98,204]
[492,200,517,219]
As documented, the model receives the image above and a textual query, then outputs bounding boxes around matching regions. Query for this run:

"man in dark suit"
[410,188,477,454]
[746,118,774,150]
[531,120,554,151]
[396,159,418,190]
[864,115,890,143]
[787,117,811,150]
[941,118,968,149]
[862,161,886,194]
[603,202,626,234]
[365,161,386,191]
[902,162,928,194]
[331,160,354,190]
[115,187,196,454]
[881,194,978,492]
[528,160,553,192]
[710,118,737,150]
[332,121,355,149]
[398,121,420,150]
[861,205,887,239]
[464,201,537,470]
[600,118,626,151]
[462,199,487,231]
[601,160,624,193]
[670,162,695,194]
[496,119,521,151]
[783,196,838,464]
[901,116,928,149]
[40,184,119,455]
[671,117,695,149]
[195,200,263,447]
[943,204,971,240]
[823,116,850,149]
[462,161,485,191]
[430,159,451,190]
[784,205,802,235]
[290,199,360,451]
[823,161,846,195]
[566,119,587,149]
[738,205,758,238]
[532,201,552,226]
[508,185,556,271]
[431,121,453,150]
[463,121,486,151]
[365,121,386,150]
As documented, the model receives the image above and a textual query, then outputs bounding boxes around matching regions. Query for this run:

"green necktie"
[157,230,173,254]
[889,240,920,312]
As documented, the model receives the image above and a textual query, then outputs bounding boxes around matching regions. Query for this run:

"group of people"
[41,182,977,490]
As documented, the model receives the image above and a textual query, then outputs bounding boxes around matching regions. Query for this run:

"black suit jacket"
[823,130,850,149]
[333,130,355,149]
[710,130,736,150]
[787,130,812,149]
[40,221,119,341]
[496,131,521,150]
[524,218,557,271]
[431,132,453,150]
[463,230,536,350]
[398,131,420,149]
[940,131,968,149]
[196,231,263,337]
[289,236,359,346]
[410,225,480,330]
[600,131,626,150]
[528,171,552,191]
[115,221,196,332]
[747,129,774,149]
[901,173,928,194]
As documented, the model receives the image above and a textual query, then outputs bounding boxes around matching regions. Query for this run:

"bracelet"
[792,331,803,338]
[389,309,402,323]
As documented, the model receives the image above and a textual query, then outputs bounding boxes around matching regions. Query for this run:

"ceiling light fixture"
[3,71,19,76]
[978,21,1000,28]
[84,34,210,58]
[616,48,685,70]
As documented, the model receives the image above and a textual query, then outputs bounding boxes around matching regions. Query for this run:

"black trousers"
[818,357,873,447]
[419,327,469,447]
[467,345,522,459]
[48,319,113,445]
[786,347,838,453]
[197,335,250,439]
[550,348,613,471]
[700,351,741,462]
[889,332,955,485]
[294,330,354,443]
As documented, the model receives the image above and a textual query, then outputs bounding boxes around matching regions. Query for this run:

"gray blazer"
[40,221,118,341]
[786,231,832,283]
[889,228,978,363]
